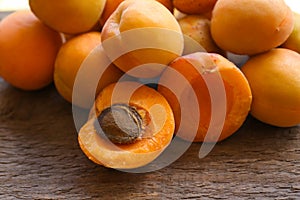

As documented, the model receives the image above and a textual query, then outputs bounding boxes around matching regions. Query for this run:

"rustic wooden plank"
[0,79,299,199]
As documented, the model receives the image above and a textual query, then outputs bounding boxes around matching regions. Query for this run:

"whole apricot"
[54,32,123,108]
[99,0,174,27]
[282,12,300,53]
[101,0,184,78]
[0,10,62,90]
[173,0,217,15]
[158,52,252,142]
[211,0,294,55]
[29,0,106,34]
[99,0,124,27]
[178,15,224,55]
[241,48,300,127]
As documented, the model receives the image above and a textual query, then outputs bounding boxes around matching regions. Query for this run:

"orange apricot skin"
[211,0,294,55]
[54,31,124,108]
[158,52,252,142]
[178,15,225,55]
[100,0,183,78]
[241,48,300,127]
[282,12,300,53]
[99,0,124,27]
[54,32,101,105]
[173,0,217,15]
[100,0,174,27]
[0,10,62,90]
[29,0,106,34]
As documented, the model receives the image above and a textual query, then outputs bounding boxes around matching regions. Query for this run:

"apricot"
[173,0,217,15]
[99,0,174,27]
[0,10,62,90]
[29,0,106,34]
[78,81,175,169]
[158,52,252,142]
[211,0,294,55]
[99,0,124,27]
[178,15,224,55]
[282,12,300,53]
[54,32,123,108]
[101,0,184,78]
[241,48,300,127]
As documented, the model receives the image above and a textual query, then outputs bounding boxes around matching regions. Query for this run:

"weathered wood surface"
[0,77,299,200]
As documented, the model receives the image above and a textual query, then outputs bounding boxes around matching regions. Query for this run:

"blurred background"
[0,0,29,11]
[0,0,299,13]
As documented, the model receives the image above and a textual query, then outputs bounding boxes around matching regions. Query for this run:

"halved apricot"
[157,52,252,142]
[78,81,175,169]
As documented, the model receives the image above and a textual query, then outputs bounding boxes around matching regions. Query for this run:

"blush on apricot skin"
[157,52,252,142]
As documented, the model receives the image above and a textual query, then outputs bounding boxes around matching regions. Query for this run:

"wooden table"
[0,11,299,200]
[0,77,299,199]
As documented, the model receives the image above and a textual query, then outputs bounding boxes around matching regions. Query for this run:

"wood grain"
[0,79,299,199]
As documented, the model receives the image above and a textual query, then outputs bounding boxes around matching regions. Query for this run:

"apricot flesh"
[211,0,294,55]
[158,52,252,142]
[241,48,300,127]
[78,81,175,169]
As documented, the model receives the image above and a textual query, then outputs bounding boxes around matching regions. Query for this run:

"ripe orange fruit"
[0,10,62,90]
[54,31,124,108]
[211,0,294,55]
[173,0,217,15]
[29,0,106,34]
[158,52,252,142]
[241,48,300,127]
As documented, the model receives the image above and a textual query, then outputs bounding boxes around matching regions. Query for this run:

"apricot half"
[158,52,252,142]
[241,48,300,127]
[78,81,175,169]
[101,0,184,78]
[211,0,294,55]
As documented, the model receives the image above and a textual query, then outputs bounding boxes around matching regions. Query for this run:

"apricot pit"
[95,104,144,144]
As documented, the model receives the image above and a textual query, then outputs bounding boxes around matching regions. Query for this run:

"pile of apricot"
[0,0,300,169]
